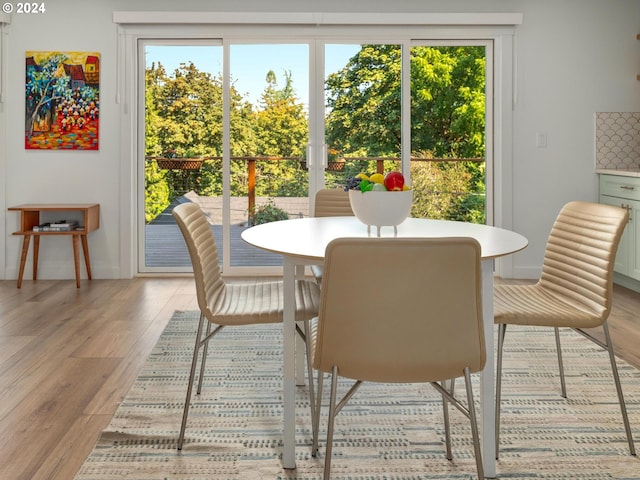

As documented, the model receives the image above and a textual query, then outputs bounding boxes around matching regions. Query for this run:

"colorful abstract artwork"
[25,51,100,150]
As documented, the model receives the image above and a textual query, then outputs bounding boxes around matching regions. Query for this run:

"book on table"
[33,220,80,232]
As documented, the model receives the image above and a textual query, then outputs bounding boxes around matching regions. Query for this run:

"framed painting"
[25,51,100,150]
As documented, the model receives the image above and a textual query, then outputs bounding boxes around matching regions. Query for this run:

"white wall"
[1,1,121,280]
[1,0,639,280]
[510,0,640,277]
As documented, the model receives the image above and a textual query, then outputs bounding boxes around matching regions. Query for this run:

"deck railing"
[149,155,484,220]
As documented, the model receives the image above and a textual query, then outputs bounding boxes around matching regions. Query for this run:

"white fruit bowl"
[348,189,413,236]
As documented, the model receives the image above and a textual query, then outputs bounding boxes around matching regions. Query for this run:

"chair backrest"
[172,202,225,317]
[313,237,484,383]
[313,188,354,217]
[539,201,628,322]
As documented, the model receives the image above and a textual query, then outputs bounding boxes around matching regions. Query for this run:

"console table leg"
[72,235,81,288]
[17,236,31,288]
[80,234,92,280]
[33,236,40,282]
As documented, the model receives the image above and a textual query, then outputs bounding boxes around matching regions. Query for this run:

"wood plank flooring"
[0,277,638,480]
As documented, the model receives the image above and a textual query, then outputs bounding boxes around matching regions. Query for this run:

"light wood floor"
[0,277,638,480]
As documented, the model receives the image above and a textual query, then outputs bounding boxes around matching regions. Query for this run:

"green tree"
[144,62,165,158]
[252,70,308,197]
[144,62,311,222]
[325,45,402,157]
[325,45,486,222]
[145,62,257,206]
[153,61,224,156]
[144,161,170,223]
[144,63,170,222]
[410,46,485,158]
[144,47,486,224]
[256,70,307,157]
[411,46,486,222]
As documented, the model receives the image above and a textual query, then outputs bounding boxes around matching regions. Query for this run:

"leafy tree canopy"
[325,45,485,160]
[144,46,487,224]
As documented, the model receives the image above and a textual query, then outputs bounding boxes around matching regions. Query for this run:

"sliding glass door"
[139,36,492,275]
[141,41,314,272]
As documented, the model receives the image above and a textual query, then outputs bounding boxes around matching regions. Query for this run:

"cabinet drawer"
[599,175,640,200]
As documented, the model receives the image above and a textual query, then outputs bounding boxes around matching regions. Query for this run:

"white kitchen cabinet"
[599,174,640,283]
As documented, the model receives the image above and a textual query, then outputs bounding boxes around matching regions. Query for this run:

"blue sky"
[145,44,359,106]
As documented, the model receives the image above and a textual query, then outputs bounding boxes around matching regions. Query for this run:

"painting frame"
[25,51,100,150]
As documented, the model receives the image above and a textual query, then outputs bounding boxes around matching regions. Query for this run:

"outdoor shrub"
[249,200,289,226]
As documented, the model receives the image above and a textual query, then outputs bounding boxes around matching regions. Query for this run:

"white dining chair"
[172,202,320,449]
[308,236,486,479]
[494,200,636,458]
[310,188,354,285]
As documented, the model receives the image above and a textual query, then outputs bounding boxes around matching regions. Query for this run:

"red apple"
[384,171,405,191]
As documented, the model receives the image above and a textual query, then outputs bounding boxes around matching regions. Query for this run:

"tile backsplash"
[595,112,640,170]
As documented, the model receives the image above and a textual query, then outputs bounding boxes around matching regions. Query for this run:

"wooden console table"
[8,204,100,288]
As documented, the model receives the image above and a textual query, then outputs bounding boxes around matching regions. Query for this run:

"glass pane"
[410,45,487,223]
[143,45,223,269]
[229,44,310,267]
[324,44,402,190]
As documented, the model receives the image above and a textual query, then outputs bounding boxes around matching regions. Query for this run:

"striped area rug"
[75,311,640,479]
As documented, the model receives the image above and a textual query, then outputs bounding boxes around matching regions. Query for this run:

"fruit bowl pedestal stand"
[348,189,413,236]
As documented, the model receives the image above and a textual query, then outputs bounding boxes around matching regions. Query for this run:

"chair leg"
[323,366,339,480]
[602,322,636,456]
[312,371,323,456]
[197,320,212,395]
[554,327,567,398]
[442,379,454,461]
[313,369,324,456]
[432,375,483,479]
[178,312,206,450]
[495,323,506,459]
[464,367,484,480]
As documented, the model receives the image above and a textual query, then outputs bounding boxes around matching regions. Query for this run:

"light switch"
[536,132,547,148]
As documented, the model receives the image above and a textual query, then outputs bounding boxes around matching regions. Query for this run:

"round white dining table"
[241,216,528,476]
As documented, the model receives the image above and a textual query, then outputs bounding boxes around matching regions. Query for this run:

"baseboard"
[5,263,123,281]
[613,272,640,293]
[507,269,640,292]
[509,266,541,280]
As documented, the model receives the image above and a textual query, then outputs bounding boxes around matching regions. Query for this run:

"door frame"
[116,12,521,278]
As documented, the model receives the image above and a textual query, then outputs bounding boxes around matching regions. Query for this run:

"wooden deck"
[144,223,284,268]
[145,194,311,269]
